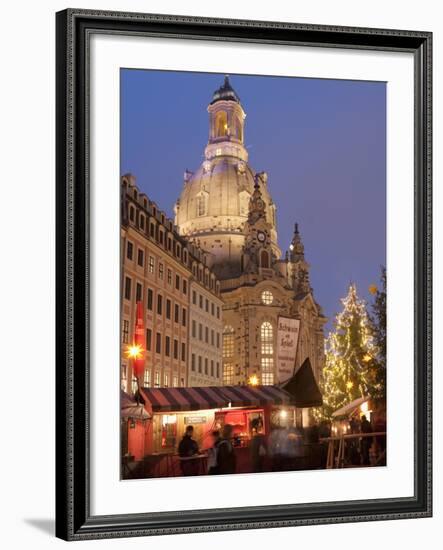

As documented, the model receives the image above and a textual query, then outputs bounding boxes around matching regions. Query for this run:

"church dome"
[174,76,280,277]
[175,156,275,235]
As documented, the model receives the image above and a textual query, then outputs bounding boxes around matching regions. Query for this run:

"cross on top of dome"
[211,75,241,104]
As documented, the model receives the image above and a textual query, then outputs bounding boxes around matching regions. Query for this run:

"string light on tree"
[314,283,379,421]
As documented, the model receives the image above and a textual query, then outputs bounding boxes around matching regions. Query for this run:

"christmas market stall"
[121,389,151,462]
[138,384,296,455]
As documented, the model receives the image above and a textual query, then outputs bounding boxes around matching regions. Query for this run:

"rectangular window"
[223,331,234,358]
[211,303,215,316]
[192,290,197,305]
[166,298,171,320]
[167,269,172,285]
[182,308,186,327]
[191,353,196,371]
[150,223,155,238]
[174,304,179,324]
[121,364,127,381]
[216,306,220,319]
[124,277,131,300]
[167,237,172,251]
[165,336,170,357]
[159,231,164,245]
[147,288,153,310]
[210,360,214,377]
[157,294,163,315]
[175,274,180,290]
[122,320,129,343]
[205,299,209,312]
[223,363,234,385]
[126,241,133,260]
[137,248,144,267]
[211,329,214,346]
[173,339,178,360]
[154,371,160,388]
[199,323,203,341]
[159,263,164,279]
[205,327,209,343]
[156,332,161,354]
[131,377,138,394]
[204,358,208,375]
[181,342,186,362]
[136,282,142,302]
[198,356,202,373]
[261,357,274,385]
[146,328,152,351]
[261,372,274,385]
[216,362,220,379]
[192,320,196,338]
[216,333,220,348]
[199,295,203,308]
[144,369,150,387]
[173,375,178,388]
[148,256,155,273]
[182,280,187,295]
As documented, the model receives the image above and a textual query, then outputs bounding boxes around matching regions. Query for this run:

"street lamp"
[126,344,143,360]
[248,374,259,386]
[126,344,144,401]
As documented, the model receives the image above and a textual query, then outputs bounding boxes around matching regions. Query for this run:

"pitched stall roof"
[139,384,294,413]
[121,389,151,420]
[281,358,323,408]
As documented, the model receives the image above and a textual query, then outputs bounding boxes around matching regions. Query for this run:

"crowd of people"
[177,413,386,476]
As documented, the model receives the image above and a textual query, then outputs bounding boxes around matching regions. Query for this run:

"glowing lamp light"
[346,380,354,390]
[363,353,372,363]
[368,284,378,295]
[126,344,143,360]
[248,375,259,386]
[280,409,288,419]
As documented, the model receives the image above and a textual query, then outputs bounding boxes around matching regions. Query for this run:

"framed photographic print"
[55,9,432,541]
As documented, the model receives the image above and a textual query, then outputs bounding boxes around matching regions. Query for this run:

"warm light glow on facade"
[126,344,143,359]
[248,375,259,386]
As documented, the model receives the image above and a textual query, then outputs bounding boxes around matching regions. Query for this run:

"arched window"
[239,191,250,216]
[234,115,243,141]
[214,111,228,137]
[260,322,274,385]
[260,250,269,268]
[196,194,206,217]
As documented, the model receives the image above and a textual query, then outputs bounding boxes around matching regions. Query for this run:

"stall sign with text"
[276,316,300,383]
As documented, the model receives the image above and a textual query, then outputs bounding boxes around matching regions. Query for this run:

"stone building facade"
[188,279,223,387]
[175,76,327,388]
[120,174,222,393]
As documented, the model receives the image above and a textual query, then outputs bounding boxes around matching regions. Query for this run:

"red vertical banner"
[133,301,145,379]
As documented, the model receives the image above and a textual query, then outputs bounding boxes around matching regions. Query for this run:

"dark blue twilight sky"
[121,70,386,331]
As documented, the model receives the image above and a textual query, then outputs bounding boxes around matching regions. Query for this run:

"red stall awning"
[139,384,295,413]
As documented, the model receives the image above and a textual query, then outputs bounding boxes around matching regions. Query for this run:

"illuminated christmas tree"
[316,283,378,420]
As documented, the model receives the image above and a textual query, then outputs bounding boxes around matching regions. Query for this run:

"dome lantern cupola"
[205,76,247,162]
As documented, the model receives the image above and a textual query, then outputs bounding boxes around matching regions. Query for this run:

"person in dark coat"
[207,430,222,474]
[250,427,267,473]
[216,424,236,475]
[178,425,199,476]
[360,415,373,465]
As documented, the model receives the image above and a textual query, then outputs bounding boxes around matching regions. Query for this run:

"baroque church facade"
[175,76,327,387]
